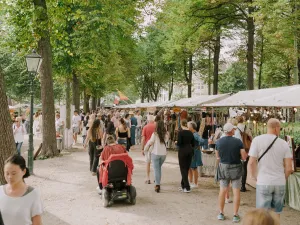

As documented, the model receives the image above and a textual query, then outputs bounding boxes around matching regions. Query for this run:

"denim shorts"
[256,185,286,213]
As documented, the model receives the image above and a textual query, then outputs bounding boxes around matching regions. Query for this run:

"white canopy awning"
[203,85,300,107]
[160,94,230,107]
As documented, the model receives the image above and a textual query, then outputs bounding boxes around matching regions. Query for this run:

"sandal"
[145,180,151,184]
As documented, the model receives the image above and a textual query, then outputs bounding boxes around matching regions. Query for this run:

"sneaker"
[233,215,240,223]
[183,188,191,193]
[217,213,225,221]
[190,183,198,189]
[96,187,102,195]
[225,198,233,204]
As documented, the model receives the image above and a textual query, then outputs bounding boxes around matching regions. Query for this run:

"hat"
[223,123,236,133]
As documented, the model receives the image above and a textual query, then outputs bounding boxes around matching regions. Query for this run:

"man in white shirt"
[248,118,293,218]
[72,110,81,144]
[135,110,143,145]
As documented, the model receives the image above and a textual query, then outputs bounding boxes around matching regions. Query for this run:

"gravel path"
[23,140,300,225]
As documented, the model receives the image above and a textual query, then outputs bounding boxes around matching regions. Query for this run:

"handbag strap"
[258,136,278,162]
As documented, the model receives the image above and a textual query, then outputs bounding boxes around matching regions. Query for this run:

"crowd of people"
[1,107,294,224]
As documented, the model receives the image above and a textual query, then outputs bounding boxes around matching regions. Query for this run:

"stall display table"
[202,152,217,177]
[286,172,300,211]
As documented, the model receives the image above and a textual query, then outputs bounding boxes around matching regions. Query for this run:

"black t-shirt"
[216,136,244,164]
[202,125,212,139]
[177,130,195,153]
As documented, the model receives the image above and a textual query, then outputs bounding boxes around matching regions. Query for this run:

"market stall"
[202,85,300,211]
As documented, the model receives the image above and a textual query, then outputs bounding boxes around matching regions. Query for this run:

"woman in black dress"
[177,119,195,193]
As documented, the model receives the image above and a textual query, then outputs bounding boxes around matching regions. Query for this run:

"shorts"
[73,126,79,134]
[220,177,242,189]
[256,185,286,213]
[144,151,151,163]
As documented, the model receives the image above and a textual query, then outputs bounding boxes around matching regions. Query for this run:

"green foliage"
[219,62,247,93]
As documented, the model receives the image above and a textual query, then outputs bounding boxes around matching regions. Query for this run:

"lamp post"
[25,50,43,174]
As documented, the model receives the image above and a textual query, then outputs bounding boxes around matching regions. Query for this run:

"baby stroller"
[100,153,136,207]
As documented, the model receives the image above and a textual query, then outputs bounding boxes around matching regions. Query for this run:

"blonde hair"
[106,135,116,145]
[243,209,279,225]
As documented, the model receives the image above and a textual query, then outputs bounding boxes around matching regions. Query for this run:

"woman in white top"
[145,120,169,193]
[13,118,26,155]
[0,155,43,225]
[32,112,40,136]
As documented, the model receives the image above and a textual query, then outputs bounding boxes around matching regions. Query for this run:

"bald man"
[248,118,293,218]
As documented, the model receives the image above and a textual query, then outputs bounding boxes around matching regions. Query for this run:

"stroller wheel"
[129,185,137,205]
[102,189,110,207]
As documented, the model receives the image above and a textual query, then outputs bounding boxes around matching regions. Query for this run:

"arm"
[115,128,119,139]
[215,150,220,164]
[147,133,155,146]
[284,158,293,180]
[32,215,42,225]
[240,149,247,161]
[127,128,131,139]
[83,130,91,148]
[247,156,257,181]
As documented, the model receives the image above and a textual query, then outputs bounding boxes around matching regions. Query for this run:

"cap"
[223,123,236,133]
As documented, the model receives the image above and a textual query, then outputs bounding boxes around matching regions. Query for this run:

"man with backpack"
[234,116,253,192]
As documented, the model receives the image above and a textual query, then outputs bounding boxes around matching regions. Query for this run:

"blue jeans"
[256,185,286,213]
[16,142,23,155]
[151,154,166,185]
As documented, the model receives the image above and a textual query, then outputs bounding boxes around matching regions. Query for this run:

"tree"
[0,67,16,184]
[33,0,58,157]
[219,62,247,93]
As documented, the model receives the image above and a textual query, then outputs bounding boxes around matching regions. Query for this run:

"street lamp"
[25,50,42,174]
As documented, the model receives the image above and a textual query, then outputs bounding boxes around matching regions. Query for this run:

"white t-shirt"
[146,133,168,156]
[248,134,293,185]
[72,115,81,128]
[0,186,43,225]
[135,115,142,127]
[13,124,25,143]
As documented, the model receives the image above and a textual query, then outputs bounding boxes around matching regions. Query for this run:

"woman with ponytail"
[0,154,43,225]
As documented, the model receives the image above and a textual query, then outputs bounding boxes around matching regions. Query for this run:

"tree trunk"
[91,96,96,110]
[213,31,221,95]
[183,59,188,97]
[258,34,264,89]
[247,0,255,90]
[0,68,16,184]
[66,81,71,129]
[72,70,80,111]
[83,90,90,113]
[97,98,101,108]
[188,55,193,98]
[208,44,212,95]
[169,73,174,100]
[33,0,58,157]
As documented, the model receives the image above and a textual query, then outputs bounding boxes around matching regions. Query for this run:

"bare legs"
[219,186,240,215]
[188,168,199,186]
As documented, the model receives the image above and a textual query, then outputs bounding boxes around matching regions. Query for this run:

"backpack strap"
[258,137,278,162]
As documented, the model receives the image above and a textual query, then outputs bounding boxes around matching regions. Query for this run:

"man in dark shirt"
[215,123,247,223]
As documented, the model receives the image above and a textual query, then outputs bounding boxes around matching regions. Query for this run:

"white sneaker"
[190,183,198,189]
[183,188,191,193]
[225,198,233,204]
[96,187,102,195]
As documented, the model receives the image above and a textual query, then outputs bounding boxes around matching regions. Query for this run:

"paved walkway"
[22,136,300,225]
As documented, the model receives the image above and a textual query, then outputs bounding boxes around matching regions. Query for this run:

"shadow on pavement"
[43,211,72,225]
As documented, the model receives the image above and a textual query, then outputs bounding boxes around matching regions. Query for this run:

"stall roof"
[160,94,230,107]
[203,85,300,107]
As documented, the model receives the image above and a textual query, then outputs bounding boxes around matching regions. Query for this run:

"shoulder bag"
[258,136,278,162]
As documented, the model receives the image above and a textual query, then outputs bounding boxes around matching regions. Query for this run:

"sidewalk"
[24,140,300,225]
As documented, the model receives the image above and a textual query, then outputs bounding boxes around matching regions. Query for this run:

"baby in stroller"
[97,135,136,207]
